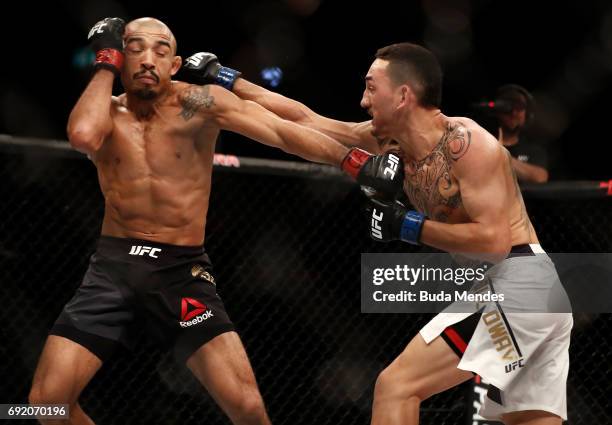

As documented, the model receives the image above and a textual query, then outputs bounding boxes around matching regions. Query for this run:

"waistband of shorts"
[507,243,545,258]
[97,235,205,257]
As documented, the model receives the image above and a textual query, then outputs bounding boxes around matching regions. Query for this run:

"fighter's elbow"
[294,107,314,125]
[482,226,511,259]
[67,125,103,154]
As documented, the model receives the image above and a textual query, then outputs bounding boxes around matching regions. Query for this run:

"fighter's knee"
[374,366,395,395]
[28,386,43,406]
[231,389,267,423]
[29,381,73,406]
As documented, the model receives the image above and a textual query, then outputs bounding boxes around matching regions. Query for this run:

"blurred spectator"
[495,84,549,183]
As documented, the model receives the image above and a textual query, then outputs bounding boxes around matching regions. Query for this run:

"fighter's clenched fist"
[88,17,125,73]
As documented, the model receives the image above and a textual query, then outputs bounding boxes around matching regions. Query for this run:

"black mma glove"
[365,198,426,245]
[181,52,242,91]
[342,148,404,198]
[87,17,125,74]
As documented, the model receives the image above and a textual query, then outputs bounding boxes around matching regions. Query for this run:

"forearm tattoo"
[179,85,215,121]
[405,123,471,221]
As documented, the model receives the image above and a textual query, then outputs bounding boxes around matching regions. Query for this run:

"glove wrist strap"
[400,210,426,245]
[94,48,124,74]
[341,148,369,179]
[216,67,241,90]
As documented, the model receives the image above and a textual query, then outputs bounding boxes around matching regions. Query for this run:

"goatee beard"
[133,89,158,100]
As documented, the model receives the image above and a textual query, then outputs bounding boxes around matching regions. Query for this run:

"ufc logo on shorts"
[88,21,108,39]
[504,358,525,373]
[186,52,205,67]
[129,245,162,258]
[371,209,383,240]
[383,154,399,179]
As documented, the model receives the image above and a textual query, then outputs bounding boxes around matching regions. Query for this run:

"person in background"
[495,84,549,183]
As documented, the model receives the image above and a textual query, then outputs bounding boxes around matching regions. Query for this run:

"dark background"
[1,3,611,422]
[2,0,611,179]
[1,145,610,424]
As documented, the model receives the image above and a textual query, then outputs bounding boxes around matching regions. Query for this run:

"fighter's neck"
[393,109,448,161]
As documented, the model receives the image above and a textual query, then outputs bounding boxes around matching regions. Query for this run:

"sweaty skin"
[400,117,538,246]
[124,18,177,51]
[37,18,353,425]
[360,58,537,258]
[95,82,349,246]
[232,78,537,253]
[68,18,349,247]
[94,83,218,245]
[233,49,562,425]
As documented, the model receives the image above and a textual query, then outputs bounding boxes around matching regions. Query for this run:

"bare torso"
[402,117,538,246]
[93,81,217,246]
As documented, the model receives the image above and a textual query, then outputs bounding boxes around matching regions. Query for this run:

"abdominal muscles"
[100,166,211,241]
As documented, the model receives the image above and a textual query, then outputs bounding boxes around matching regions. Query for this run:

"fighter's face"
[121,28,181,100]
[360,59,400,138]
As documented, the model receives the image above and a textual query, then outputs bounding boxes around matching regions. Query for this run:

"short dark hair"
[375,43,442,108]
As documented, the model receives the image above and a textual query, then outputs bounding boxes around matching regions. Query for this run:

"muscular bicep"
[456,135,509,228]
[205,86,296,148]
[196,85,348,165]
[217,99,297,150]
[308,118,382,152]
[234,79,380,152]
[251,96,380,152]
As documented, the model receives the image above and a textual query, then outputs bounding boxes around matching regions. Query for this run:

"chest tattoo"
[404,123,471,221]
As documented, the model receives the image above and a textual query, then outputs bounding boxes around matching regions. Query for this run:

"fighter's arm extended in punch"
[368,132,511,261]
[179,84,404,194]
[180,52,382,153]
[233,79,381,152]
[67,18,125,155]
[182,84,348,165]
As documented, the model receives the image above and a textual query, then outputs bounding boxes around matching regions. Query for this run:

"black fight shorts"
[51,236,235,363]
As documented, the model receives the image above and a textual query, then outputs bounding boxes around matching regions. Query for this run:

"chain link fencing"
[0,137,610,424]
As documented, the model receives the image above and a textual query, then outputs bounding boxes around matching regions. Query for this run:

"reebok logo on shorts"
[179,297,214,328]
[129,245,162,258]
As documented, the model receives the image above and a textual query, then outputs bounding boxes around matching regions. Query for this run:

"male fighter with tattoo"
[186,43,572,425]
[28,18,401,425]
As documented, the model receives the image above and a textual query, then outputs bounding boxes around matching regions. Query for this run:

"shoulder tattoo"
[179,85,215,121]
[443,123,471,161]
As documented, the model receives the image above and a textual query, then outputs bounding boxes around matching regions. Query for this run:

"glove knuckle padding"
[88,17,125,51]
[88,17,125,73]
[181,52,241,90]
[357,152,404,196]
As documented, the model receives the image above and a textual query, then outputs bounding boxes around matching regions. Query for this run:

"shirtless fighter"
[28,18,401,425]
[187,44,572,424]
